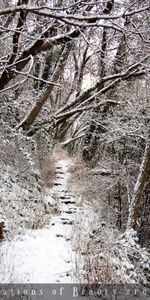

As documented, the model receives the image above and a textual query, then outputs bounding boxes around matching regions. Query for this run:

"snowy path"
[0,159,82,283]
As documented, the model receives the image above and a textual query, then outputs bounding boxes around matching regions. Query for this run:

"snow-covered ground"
[1,157,149,285]
[0,159,82,283]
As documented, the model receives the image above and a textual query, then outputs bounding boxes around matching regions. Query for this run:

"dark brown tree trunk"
[82,1,114,162]
[17,44,72,131]
[127,136,150,230]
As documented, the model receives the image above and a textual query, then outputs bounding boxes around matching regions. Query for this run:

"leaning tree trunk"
[17,44,72,131]
[127,134,150,230]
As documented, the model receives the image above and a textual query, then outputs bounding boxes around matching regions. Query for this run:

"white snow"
[82,73,97,90]
[1,159,149,284]
[0,159,81,283]
[0,227,75,283]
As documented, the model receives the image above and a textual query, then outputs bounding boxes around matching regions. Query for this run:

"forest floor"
[0,153,85,283]
[0,151,149,284]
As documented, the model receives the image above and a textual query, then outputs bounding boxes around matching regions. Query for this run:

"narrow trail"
[0,158,83,283]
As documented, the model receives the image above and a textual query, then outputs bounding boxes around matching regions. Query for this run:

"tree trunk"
[82,1,114,162]
[127,135,150,230]
[17,44,72,130]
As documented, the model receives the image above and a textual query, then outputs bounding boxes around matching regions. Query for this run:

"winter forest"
[0,0,150,286]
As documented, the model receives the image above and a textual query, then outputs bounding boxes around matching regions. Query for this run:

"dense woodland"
[0,0,150,284]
